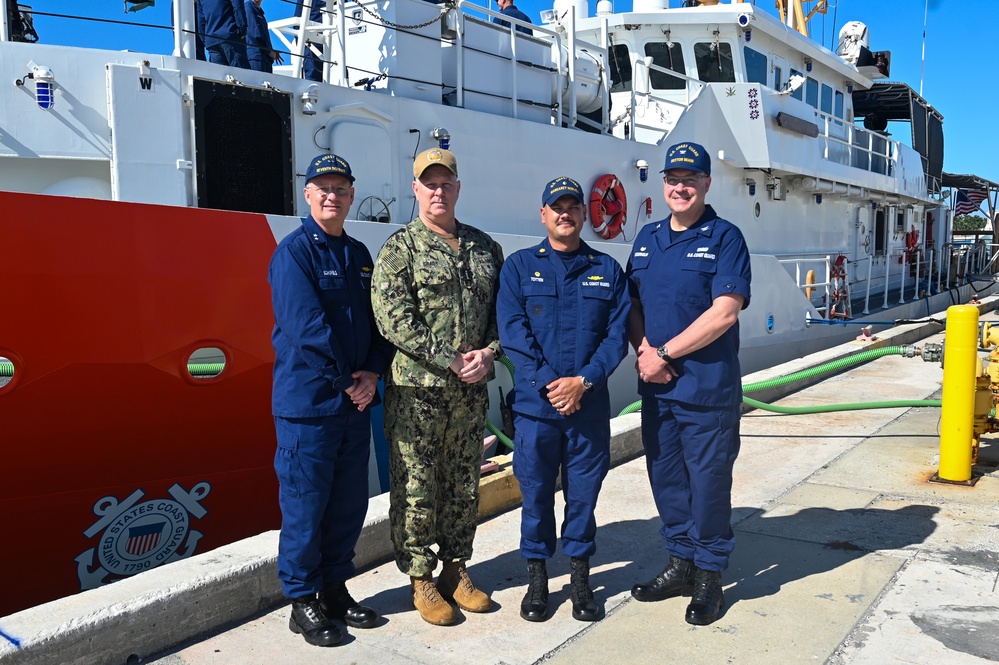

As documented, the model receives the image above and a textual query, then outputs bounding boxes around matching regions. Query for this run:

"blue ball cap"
[661,142,710,176]
[304,153,355,184]
[541,176,585,207]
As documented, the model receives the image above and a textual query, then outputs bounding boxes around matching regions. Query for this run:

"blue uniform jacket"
[269,216,393,418]
[493,5,533,34]
[295,0,325,20]
[498,238,629,421]
[627,205,751,408]
[245,1,273,61]
[197,0,247,49]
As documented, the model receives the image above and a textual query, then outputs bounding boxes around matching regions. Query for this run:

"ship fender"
[589,174,627,240]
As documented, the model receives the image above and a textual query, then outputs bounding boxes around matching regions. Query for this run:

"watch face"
[657,345,669,361]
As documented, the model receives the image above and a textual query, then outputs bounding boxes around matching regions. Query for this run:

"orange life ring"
[589,174,627,240]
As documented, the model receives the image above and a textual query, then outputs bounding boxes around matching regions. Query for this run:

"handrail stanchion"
[899,251,907,304]
[882,254,890,309]
[335,0,346,86]
[863,255,873,314]
[509,22,518,118]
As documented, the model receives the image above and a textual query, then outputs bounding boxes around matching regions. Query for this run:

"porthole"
[754,202,761,218]
[186,346,227,380]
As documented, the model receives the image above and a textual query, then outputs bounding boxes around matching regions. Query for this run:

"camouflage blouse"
[372,219,504,387]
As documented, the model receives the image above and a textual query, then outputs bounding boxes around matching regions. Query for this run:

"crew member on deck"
[245,0,283,72]
[197,0,250,68]
[493,0,533,35]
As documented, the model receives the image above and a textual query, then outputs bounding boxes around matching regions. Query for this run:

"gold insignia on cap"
[428,149,443,162]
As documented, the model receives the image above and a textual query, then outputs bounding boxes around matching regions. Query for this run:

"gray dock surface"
[3,304,998,665]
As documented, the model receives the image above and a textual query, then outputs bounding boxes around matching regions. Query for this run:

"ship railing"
[811,108,896,178]
[777,254,838,319]
[266,0,611,133]
[624,58,704,141]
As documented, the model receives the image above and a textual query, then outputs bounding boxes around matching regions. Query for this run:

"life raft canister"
[589,174,627,240]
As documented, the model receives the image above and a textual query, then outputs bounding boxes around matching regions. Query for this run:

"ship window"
[744,46,767,85]
[608,44,633,93]
[694,42,734,82]
[805,77,818,108]
[820,84,833,114]
[896,210,906,232]
[789,68,803,100]
[644,42,686,90]
[834,91,844,118]
[774,65,783,91]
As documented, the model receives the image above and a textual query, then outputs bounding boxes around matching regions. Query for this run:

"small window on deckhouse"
[608,43,633,93]
[744,46,768,85]
[789,68,803,100]
[805,77,818,108]
[644,41,686,90]
[694,42,735,82]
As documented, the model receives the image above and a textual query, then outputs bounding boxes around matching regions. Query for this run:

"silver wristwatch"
[656,344,671,363]
[581,376,594,391]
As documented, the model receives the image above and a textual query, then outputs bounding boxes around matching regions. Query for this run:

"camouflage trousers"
[384,384,488,577]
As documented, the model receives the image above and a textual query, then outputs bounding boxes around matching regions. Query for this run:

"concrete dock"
[3,304,999,665]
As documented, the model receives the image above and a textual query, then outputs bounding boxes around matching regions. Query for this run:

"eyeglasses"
[549,203,583,215]
[310,185,352,198]
[664,175,707,187]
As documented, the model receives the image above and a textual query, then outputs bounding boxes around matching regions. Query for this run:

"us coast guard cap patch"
[304,153,355,183]
[661,142,710,176]
[542,177,585,207]
[413,148,458,178]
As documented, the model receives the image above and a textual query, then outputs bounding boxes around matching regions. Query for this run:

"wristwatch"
[581,376,594,391]
[656,344,672,363]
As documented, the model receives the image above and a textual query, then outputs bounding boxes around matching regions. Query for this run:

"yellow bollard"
[938,305,980,482]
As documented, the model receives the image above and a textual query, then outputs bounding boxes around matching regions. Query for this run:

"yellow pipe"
[938,305,979,482]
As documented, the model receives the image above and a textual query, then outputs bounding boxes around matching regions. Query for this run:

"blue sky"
[24,0,999,186]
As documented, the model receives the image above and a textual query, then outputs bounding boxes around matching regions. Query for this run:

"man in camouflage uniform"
[372,148,504,626]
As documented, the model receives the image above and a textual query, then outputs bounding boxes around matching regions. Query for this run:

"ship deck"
[3,299,999,665]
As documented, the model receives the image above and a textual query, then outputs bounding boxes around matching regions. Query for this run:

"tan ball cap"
[413,148,458,178]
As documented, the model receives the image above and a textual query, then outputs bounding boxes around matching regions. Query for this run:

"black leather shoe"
[520,559,549,622]
[289,595,342,646]
[569,557,601,622]
[631,556,694,602]
[685,568,725,626]
[320,582,378,629]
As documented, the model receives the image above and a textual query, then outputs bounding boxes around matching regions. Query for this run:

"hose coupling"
[901,345,919,358]
[921,342,943,364]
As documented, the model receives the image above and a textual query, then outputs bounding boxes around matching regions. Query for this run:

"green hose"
[0,362,12,377]
[616,345,929,417]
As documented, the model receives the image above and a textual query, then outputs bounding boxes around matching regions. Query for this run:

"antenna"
[919,0,928,97]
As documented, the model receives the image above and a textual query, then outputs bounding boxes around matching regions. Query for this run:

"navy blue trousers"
[274,411,370,598]
[206,40,249,69]
[512,414,610,560]
[640,398,741,572]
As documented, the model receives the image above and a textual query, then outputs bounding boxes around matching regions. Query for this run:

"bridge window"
[744,46,767,85]
[608,44,632,93]
[694,42,734,83]
[644,41,686,89]
[789,68,803,100]
[774,65,783,92]
[805,77,818,108]
[820,84,833,114]
[834,90,844,119]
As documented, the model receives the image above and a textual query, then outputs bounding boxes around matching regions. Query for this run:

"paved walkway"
[146,323,999,664]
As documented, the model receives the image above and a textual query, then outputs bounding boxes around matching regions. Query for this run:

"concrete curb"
[2,297,994,665]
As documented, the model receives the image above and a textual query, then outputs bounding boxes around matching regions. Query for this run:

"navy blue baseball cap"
[661,142,711,176]
[304,153,355,184]
[542,177,585,207]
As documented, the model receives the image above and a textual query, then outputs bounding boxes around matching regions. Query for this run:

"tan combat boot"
[411,574,455,626]
[437,562,491,613]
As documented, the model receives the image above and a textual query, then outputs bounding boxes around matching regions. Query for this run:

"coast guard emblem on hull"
[75,482,210,590]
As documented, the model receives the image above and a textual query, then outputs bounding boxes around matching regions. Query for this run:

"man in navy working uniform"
[269,154,393,647]
[498,177,629,623]
[294,0,325,82]
[197,0,249,68]
[627,142,751,626]
[493,0,533,35]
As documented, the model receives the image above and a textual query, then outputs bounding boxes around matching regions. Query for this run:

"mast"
[775,0,828,38]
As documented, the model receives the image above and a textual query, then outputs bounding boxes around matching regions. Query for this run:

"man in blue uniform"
[498,177,629,623]
[295,0,325,82]
[269,154,393,646]
[493,0,533,35]
[626,142,751,626]
[197,0,249,68]
[245,0,282,72]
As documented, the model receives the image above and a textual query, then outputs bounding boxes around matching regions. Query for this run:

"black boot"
[685,568,725,626]
[320,581,378,629]
[289,594,342,646]
[569,557,601,622]
[631,556,694,602]
[520,559,549,622]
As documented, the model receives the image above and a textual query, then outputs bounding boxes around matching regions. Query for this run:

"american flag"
[954,189,987,216]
